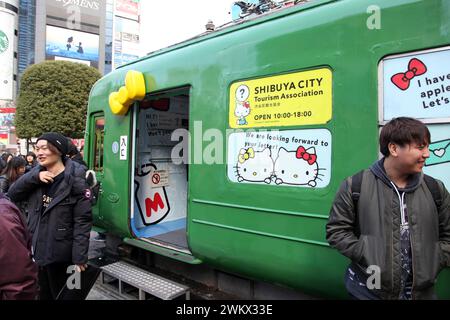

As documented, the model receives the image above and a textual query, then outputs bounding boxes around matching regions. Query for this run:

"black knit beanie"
[36,132,69,156]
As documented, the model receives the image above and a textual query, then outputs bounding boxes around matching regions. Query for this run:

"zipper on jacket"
[408,193,416,300]
[391,182,414,299]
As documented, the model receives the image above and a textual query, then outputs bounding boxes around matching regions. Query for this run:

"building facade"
[112,0,140,70]
[0,0,19,150]
[18,0,36,83]
[10,0,140,153]
[34,0,107,72]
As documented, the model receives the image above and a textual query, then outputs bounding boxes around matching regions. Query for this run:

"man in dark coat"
[8,132,93,300]
[0,194,38,300]
[326,117,450,300]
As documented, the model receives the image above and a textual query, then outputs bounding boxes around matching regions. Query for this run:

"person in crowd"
[1,152,13,164]
[67,140,88,169]
[0,193,38,300]
[0,152,13,172]
[8,132,93,300]
[25,151,38,173]
[0,156,5,174]
[326,117,450,300]
[0,156,27,194]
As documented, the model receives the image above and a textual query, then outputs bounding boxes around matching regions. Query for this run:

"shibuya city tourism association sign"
[53,0,100,10]
[0,30,9,54]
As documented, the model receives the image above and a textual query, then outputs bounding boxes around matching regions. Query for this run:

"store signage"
[53,0,100,10]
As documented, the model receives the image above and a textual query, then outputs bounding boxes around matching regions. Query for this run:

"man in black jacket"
[326,117,450,300]
[8,132,93,300]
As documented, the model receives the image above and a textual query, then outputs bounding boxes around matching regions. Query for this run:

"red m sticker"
[145,193,165,217]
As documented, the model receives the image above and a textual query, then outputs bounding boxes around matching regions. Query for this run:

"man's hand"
[39,171,55,184]
[75,264,88,272]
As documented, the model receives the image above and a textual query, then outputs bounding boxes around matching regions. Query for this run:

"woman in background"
[0,156,27,194]
[25,152,38,173]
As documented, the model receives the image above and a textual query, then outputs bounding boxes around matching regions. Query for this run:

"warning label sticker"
[150,170,169,188]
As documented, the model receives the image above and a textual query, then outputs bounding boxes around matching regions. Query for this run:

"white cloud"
[139,0,234,55]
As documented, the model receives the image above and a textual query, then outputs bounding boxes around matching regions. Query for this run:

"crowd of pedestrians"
[0,133,92,300]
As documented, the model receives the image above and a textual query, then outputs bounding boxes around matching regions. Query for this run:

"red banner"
[0,108,16,113]
[115,0,139,20]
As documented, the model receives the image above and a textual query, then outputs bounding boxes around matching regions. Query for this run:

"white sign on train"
[381,46,450,121]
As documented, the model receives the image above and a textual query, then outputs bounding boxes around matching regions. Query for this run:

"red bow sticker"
[296,146,317,165]
[391,58,427,91]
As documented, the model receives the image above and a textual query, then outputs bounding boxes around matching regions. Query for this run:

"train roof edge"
[116,0,336,70]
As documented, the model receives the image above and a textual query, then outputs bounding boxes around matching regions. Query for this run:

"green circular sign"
[0,30,9,54]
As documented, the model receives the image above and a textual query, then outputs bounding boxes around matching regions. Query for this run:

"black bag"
[56,264,101,300]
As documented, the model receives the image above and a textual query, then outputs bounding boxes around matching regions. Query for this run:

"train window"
[379,46,450,190]
[379,46,450,124]
[93,116,105,172]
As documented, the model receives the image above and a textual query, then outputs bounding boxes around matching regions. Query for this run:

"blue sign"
[112,141,119,154]
[424,123,450,190]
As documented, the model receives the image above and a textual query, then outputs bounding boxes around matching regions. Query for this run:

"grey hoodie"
[370,158,422,193]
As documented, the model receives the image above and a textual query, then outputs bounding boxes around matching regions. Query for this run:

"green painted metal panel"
[86,0,450,298]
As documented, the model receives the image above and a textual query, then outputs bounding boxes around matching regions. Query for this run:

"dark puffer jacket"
[7,159,92,266]
[326,159,450,300]
[0,175,10,194]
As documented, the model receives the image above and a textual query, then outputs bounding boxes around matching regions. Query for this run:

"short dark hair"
[380,117,430,157]
[26,151,36,159]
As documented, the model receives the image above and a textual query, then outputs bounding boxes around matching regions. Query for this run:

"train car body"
[85,0,450,298]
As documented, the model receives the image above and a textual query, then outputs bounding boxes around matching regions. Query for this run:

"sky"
[139,0,235,55]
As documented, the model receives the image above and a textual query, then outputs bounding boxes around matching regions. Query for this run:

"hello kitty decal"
[228,129,331,188]
[234,85,251,126]
[235,147,273,184]
[274,146,322,187]
[234,145,325,187]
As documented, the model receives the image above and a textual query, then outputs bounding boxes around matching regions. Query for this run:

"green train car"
[85,0,450,298]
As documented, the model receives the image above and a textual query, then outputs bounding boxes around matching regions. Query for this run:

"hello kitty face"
[274,146,319,187]
[235,148,273,184]
[235,101,250,118]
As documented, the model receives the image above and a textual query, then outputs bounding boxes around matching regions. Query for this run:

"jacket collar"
[370,158,422,193]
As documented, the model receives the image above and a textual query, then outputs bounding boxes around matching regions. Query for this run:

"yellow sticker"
[229,68,332,128]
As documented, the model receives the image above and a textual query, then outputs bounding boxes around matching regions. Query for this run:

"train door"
[130,88,190,253]
[88,113,105,221]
